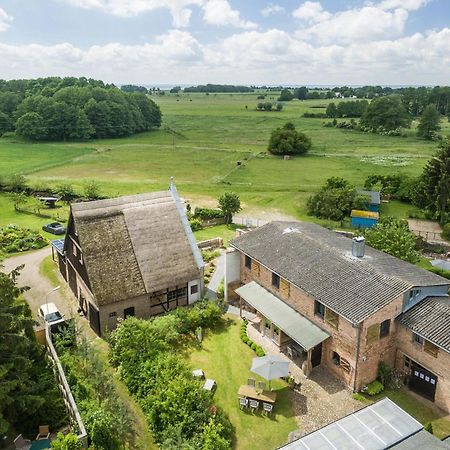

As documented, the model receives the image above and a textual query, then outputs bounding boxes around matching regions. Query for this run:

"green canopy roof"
[235,281,330,351]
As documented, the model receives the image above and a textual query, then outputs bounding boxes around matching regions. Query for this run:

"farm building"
[225,221,450,412]
[52,185,204,336]
[357,189,381,212]
[351,209,379,228]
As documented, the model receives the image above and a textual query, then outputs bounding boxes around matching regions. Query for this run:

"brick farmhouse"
[225,221,450,412]
[53,187,204,336]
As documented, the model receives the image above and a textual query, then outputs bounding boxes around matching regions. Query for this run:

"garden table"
[238,385,277,404]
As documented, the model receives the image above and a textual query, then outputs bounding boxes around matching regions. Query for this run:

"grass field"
[187,315,297,450]
[0,93,448,223]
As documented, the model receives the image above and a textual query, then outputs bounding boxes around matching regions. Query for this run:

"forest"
[0,77,161,141]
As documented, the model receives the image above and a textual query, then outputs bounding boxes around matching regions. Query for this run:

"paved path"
[3,247,75,321]
[206,252,225,300]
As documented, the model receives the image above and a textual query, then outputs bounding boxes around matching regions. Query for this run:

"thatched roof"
[71,191,202,306]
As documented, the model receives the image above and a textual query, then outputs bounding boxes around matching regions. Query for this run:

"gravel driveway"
[3,247,94,337]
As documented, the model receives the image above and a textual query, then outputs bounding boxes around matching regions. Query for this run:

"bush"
[268,123,312,156]
[189,218,203,231]
[202,249,220,263]
[424,421,434,434]
[442,223,450,241]
[51,432,82,449]
[0,225,48,253]
[194,207,225,220]
[366,380,384,396]
[377,361,393,387]
[352,393,367,402]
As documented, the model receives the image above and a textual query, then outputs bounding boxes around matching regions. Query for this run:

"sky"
[0,0,449,85]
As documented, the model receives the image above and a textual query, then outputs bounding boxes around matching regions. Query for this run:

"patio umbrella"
[431,259,450,271]
[250,355,290,389]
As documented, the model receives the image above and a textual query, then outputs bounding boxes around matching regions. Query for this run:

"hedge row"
[240,319,265,357]
[193,207,225,220]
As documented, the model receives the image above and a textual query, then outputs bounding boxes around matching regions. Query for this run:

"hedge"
[193,207,225,220]
[240,319,265,357]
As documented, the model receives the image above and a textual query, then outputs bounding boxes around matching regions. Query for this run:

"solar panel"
[51,239,65,255]
[279,398,423,450]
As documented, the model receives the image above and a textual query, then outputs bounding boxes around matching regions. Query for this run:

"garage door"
[409,363,437,401]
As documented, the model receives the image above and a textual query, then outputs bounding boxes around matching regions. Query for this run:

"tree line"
[184,84,254,93]
[0,77,161,141]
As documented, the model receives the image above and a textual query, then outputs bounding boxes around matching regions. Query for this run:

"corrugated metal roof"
[231,221,449,324]
[279,398,423,450]
[396,296,450,352]
[235,281,330,351]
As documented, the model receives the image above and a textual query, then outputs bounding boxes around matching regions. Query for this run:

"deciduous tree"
[268,123,312,156]
[417,104,441,140]
[218,192,241,224]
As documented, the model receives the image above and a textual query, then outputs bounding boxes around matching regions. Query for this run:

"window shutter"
[325,308,339,329]
[366,324,380,345]
[424,340,439,358]
[280,278,290,297]
[339,357,351,373]
[251,260,260,276]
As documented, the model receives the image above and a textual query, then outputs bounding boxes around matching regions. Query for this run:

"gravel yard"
[247,323,363,437]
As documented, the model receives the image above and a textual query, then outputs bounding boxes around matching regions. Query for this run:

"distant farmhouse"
[226,221,450,413]
[52,186,204,336]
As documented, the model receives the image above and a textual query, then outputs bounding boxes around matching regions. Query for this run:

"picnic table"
[238,385,277,404]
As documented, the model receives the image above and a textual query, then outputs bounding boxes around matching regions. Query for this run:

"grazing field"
[0,92,448,224]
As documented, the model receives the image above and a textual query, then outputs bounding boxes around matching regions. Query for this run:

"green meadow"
[1,92,448,224]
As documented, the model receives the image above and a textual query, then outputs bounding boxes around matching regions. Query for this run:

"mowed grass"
[194,224,240,246]
[0,193,69,234]
[1,93,448,221]
[187,315,297,450]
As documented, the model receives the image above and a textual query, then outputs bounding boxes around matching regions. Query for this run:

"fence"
[232,217,268,228]
[410,229,442,242]
[45,325,88,447]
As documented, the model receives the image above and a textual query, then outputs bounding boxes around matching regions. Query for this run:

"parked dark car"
[42,222,66,235]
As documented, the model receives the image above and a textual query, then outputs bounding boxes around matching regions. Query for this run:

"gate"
[409,363,437,401]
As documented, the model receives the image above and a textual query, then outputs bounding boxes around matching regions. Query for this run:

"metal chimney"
[352,236,365,258]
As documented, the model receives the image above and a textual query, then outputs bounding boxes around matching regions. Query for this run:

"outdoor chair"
[257,381,266,391]
[36,425,50,440]
[239,397,249,409]
[192,369,205,379]
[263,403,273,415]
[247,378,256,387]
[13,434,31,450]
[203,379,216,392]
[249,399,259,411]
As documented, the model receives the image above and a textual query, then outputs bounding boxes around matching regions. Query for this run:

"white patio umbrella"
[431,259,450,271]
[250,355,290,389]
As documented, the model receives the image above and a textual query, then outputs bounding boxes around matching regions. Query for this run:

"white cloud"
[202,0,257,29]
[0,7,13,32]
[295,4,410,44]
[293,1,330,23]
[261,4,285,17]
[63,0,203,27]
[379,0,429,11]
[1,26,448,85]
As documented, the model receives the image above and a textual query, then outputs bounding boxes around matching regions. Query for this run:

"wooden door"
[409,363,437,401]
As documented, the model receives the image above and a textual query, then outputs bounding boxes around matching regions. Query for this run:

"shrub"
[194,207,225,220]
[255,347,265,357]
[251,343,257,351]
[424,421,434,434]
[377,361,393,387]
[189,218,203,231]
[352,393,367,402]
[83,180,101,200]
[442,223,450,241]
[51,432,82,449]
[0,225,48,253]
[426,266,450,280]
[202,249,220,263]
[366,380,384,396]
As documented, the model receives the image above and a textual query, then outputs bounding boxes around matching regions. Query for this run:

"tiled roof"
[397,296,450,352]
[231,221,449,324]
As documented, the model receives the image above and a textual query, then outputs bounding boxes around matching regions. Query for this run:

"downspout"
[353,322,362,392]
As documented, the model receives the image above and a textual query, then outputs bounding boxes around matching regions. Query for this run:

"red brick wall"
[396,325,450,413]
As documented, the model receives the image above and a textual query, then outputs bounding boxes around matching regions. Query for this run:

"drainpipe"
[353,322,362,392]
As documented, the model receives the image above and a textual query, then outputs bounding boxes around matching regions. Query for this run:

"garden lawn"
[194,224,240,246]
[187,315,297,450]
[0,193,69,237]
[363,389,450,440]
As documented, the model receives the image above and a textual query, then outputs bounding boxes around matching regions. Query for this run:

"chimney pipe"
[352,236,365,258]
